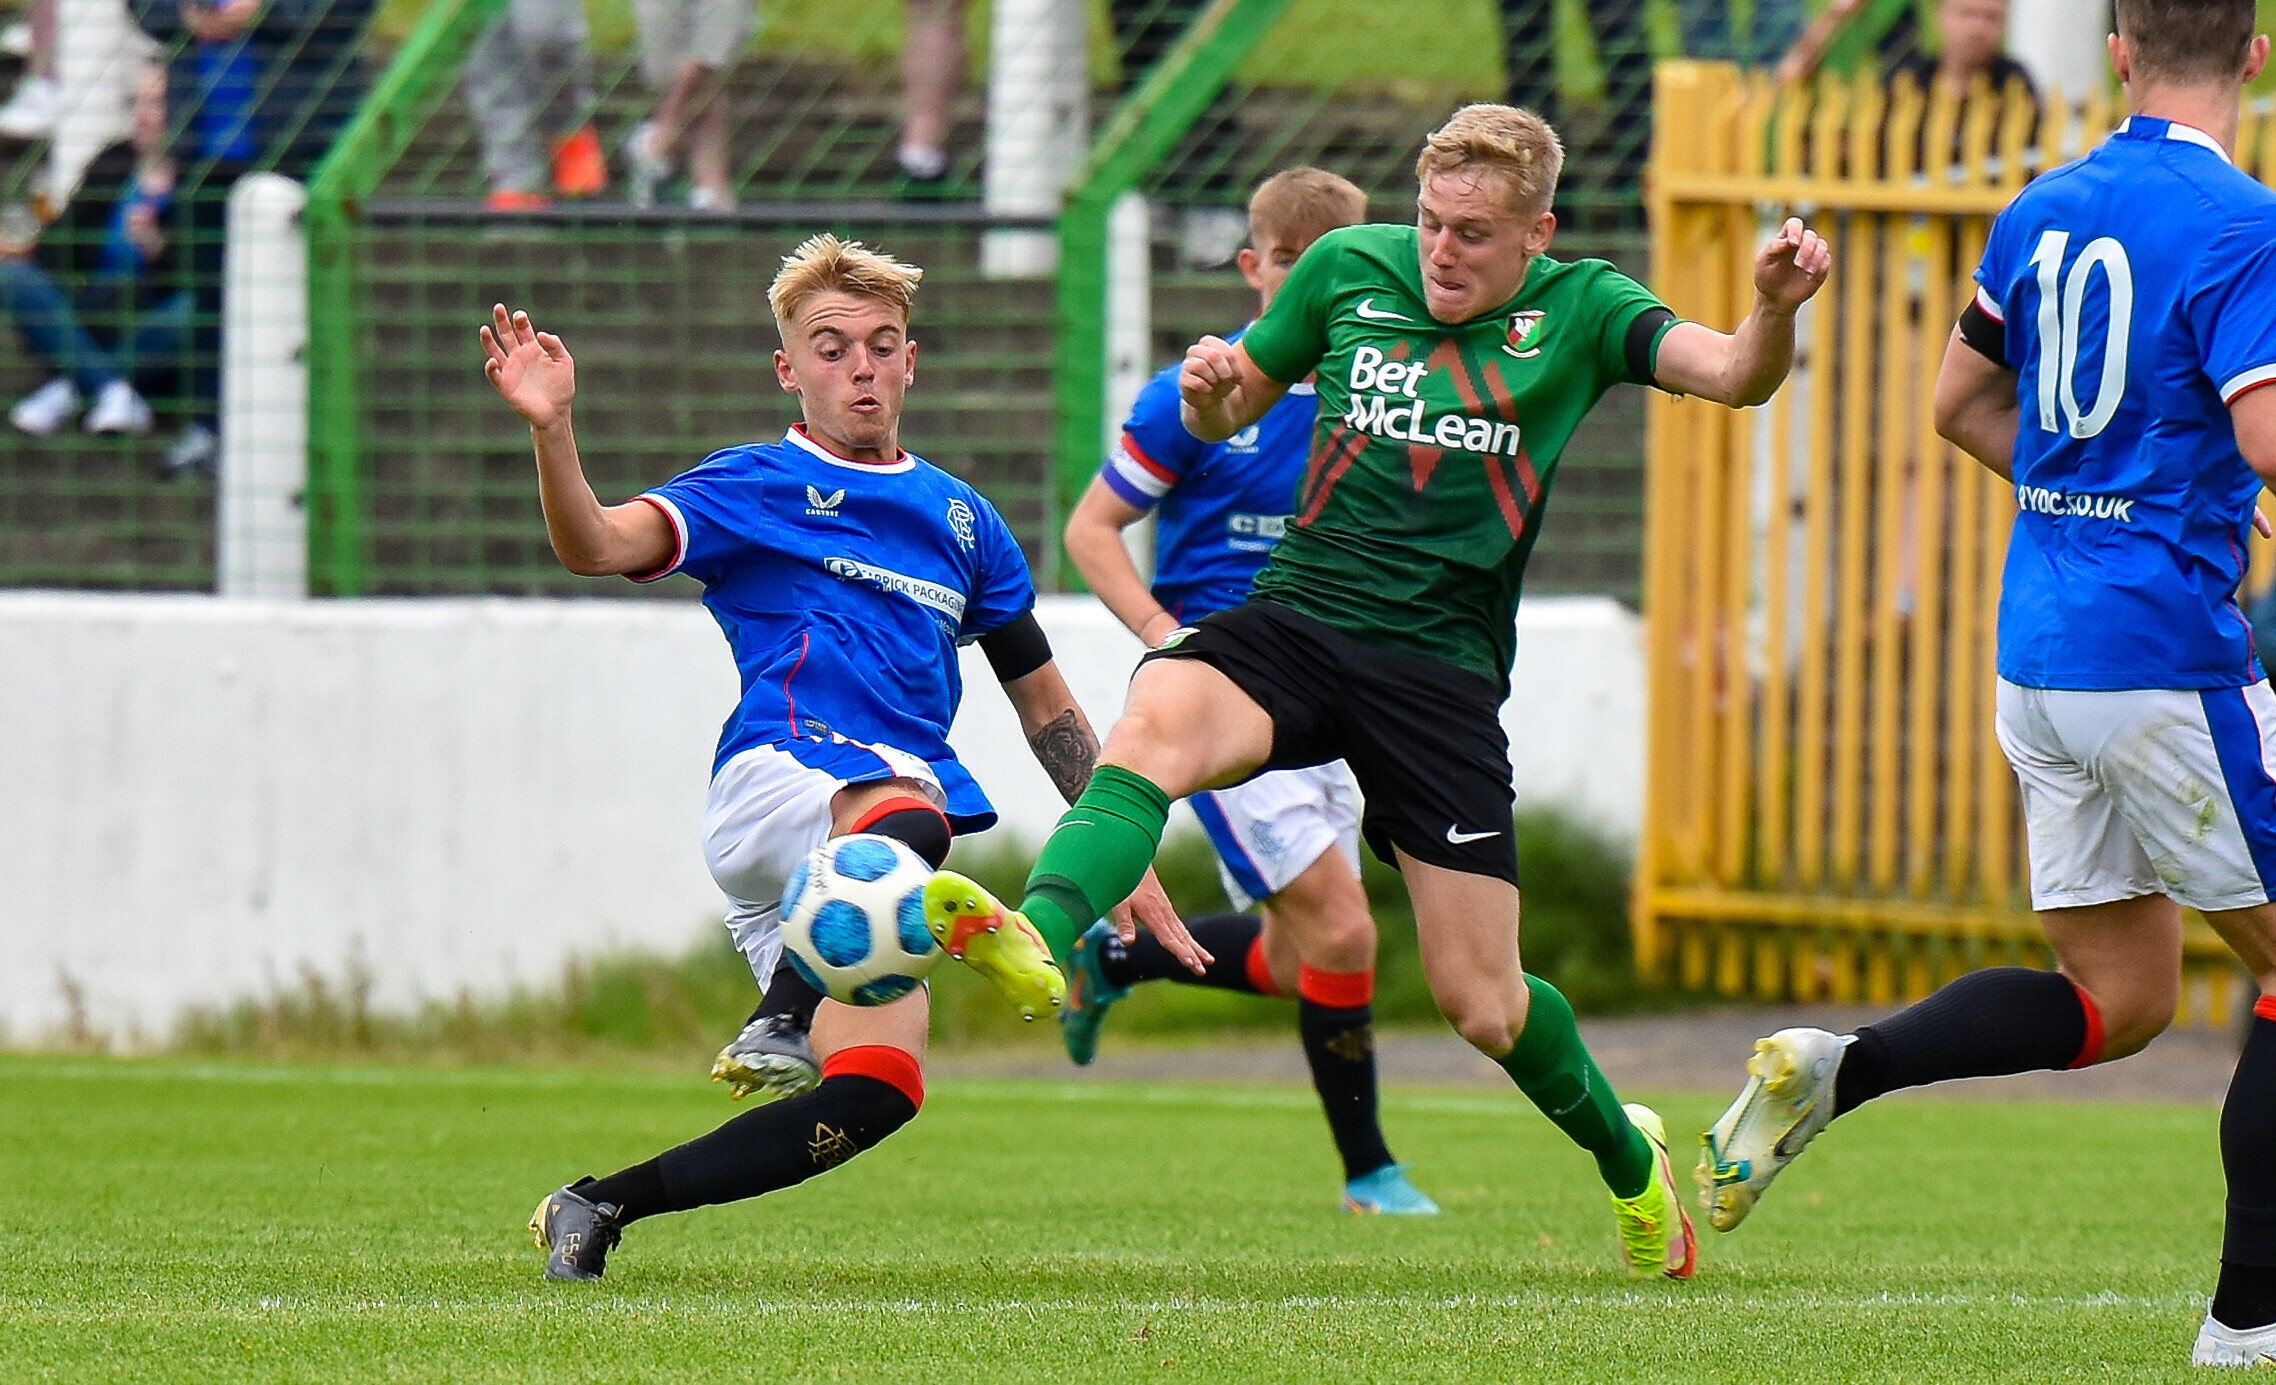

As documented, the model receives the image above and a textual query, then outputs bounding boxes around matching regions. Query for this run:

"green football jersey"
[1239,222,1676,689]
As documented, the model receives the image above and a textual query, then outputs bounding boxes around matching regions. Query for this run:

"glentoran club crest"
[1505,309,1545,359]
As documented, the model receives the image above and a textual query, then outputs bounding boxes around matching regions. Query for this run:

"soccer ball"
[780,833,942,1006]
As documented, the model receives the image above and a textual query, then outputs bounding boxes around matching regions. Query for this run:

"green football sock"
[1019,765,1171,970]
[1496,974,1653,1198]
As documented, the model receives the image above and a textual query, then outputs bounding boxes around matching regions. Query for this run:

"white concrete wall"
[0,591,1641,1039]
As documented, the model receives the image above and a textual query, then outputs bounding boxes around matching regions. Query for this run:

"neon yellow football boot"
[1611,1103,1697,1280]
[921,871,1067,1021]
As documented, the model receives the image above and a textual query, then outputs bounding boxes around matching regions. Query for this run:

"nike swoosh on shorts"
[1445,825,1501,844]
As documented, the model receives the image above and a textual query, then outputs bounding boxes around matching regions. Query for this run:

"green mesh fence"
[0,0,1908,600]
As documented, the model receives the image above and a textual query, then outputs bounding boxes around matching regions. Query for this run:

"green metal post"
[303,0,506,595]
[1050,0,1293,588]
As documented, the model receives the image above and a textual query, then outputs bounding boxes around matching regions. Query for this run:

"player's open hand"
[481,304,576,430]
[1179,335,1244,412]
[1756,217,1832,313]
[1111,866,1214,976]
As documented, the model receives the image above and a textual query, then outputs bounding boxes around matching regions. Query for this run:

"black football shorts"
[1140,599,1519,885]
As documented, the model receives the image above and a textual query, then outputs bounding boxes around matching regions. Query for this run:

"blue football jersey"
[635,425,1036,830]
[1977,116,2276,690]
[1100,326,1317,621]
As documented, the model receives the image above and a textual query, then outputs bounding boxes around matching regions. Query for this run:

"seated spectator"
[3,65,185,440]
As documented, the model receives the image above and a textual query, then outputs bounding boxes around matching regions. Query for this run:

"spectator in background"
[132,0,372,475]
[460,0,607,212]
[1884,0,2035,104]
[896,0,962,189]
[1681,0,1807,67]
[1497,0,1653,219]
[3,64,183,438]
[624,0,748,213]
[0,0,56,139]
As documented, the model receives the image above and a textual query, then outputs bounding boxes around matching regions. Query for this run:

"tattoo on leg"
[1027,709,1098,805]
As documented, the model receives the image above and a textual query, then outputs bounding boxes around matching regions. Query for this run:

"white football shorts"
[702,737,944,983]
[1190,760,1363,911]
[1995,678,2276,913]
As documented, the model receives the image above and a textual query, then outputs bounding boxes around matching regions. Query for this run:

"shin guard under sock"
[2215,997,2276,1329]
[1298,966,1394,1181]
[1097,914,1272,992]
[1832,967,2097,1116]
[1496,974,1651,1198]
[1020,766,1171,968]
[604,1047,922,1221]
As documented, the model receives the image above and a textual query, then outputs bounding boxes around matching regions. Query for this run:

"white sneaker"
[9,376,78,435]
[0,22,31,58]
[2194,1313,2276,1366]
[161,422,218,478]
[83,379,153,435]
[0,75,58,140]
[686,184,733,214]
[624,121,671,209]
[1697,1026,1848,1232]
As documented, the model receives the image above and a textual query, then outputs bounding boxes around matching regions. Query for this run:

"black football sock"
[576,1160,670,1223]
[1832,967,2098,1117]
[2215,998,2276,1330]
[749,957,826,1026]
[1298,966,1395,1181]
[1096,913,1275,993]
[598,1047,923,1223]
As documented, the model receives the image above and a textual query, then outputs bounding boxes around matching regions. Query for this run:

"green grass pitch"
[0,1053,2231,1381]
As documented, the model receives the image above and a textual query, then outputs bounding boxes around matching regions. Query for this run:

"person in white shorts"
[1695,0,2276,1366]
[1060,167,1438,1216]
[624,0,749,210]
[486,232,1193,1279]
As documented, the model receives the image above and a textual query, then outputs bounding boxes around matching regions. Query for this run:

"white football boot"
[1697,1026,1848,1231]
[2194,1313,2276,1367]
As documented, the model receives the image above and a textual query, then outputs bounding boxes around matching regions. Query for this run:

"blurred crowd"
[0,0,2036,475]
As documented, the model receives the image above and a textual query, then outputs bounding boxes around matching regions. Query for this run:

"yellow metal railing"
[1637,60,2247,1026]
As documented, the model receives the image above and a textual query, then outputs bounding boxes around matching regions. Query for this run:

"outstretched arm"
[997,659,1211,972]
[1179,335,1290,442]
[1652,217,1832,407]
[480,304,673,577]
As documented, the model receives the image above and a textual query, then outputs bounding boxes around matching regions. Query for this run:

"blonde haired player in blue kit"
[1694,0,2276,1364]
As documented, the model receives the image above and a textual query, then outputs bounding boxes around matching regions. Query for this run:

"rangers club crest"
[1504,310,1545,359]
[945,497,977,550]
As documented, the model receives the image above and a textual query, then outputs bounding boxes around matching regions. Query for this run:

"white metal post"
[218,174,309,600]
[982,0,1087,278]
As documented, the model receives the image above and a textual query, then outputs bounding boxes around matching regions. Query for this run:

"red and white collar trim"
[786,424,913,473]
[2121,115,2232,164]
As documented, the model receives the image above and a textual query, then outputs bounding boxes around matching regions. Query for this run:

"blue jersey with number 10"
[1977,116,2276,690]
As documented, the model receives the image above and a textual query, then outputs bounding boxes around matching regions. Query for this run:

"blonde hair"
[767,233,924,333]
[1247,167,1369,251]
[1414,103,1564,213]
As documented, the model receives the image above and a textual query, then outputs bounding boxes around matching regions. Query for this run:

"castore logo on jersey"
[805,485,846,516]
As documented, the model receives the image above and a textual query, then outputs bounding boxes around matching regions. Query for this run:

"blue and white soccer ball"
[779,833,942,1006]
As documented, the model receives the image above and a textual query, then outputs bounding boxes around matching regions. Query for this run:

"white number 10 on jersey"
[2028,229,2133,439]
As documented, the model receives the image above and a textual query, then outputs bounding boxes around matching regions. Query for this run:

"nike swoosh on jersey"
[1444,825,1501,844]
[1353,297,1412,322]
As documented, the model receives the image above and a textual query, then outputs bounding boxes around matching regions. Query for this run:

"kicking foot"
[920,871,1066,1021]
[1612,1104,1697,1280]
[2195,1313,2276,1366]
[710,1011,820,1102]
[529,1179,622,1281]
[1059,918,1129,1064]
[1697,1026,1844,1232]
[1341,1163,1439,1216]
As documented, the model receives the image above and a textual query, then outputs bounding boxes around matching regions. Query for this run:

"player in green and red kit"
[927,103,1830,1278]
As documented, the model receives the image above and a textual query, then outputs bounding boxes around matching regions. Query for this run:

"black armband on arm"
[1625,306,1678,385]
[1957,297,2006,364]
[979,610,1053,683]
